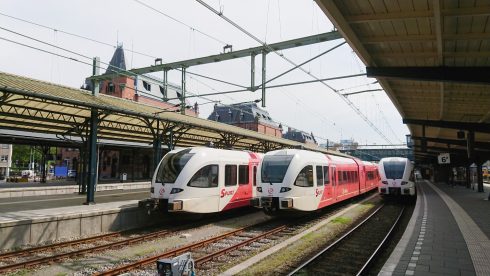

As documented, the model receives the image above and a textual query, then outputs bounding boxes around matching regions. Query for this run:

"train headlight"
[170,188,184,194]
[279,187,291,193]
[381,181,388,185]
[401,181,408,185]
[256,187,262,192]
[150,187,155,193]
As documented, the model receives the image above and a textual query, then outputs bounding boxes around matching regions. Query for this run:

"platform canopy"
[316,0,490,163]
[0,71,350,157]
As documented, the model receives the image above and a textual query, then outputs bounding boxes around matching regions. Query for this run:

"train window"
[187,165,219,188]
[343,171,348,184]
[316,166,323,186]
[238,165,249,185]
[294,165,314,187]
[156,149,195,183]
[225,165,238,187]
[338,171,342,184]
[323,166,330,185]
[261,155,294,183]
[384,161,406,179]
[253,166,257,186]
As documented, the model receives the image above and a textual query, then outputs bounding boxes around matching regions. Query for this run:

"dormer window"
[142,80,151,91]
[106,82,115,93]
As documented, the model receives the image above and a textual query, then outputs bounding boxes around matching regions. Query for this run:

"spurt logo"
[220,189,234,198]
[267,187,274,195]
[159,187,165,196]
[315,188,323,197]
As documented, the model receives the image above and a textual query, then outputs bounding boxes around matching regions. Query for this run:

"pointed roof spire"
[105,45,126,74]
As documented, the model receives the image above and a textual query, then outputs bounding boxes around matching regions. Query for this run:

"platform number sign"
[438,153,451,164]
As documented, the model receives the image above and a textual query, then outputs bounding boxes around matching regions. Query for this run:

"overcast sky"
[0,0,409,145]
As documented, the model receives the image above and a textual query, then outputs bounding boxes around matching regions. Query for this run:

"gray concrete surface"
[0,189,149,212]
[0,180,150,199]
[0,200,152,250]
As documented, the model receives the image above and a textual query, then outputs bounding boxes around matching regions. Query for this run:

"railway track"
[288,203,405,275]
[94,219,289,275]
[0,208,258,274]
[0,227,172,273]
[95,194,378,275]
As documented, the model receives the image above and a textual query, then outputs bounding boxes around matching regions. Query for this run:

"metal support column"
[261,51,266,107]
[251,53,256,91]
[167,129,175,150]
[477,162,484,192]
[85,57,100,204]
[162,69,168,100]
[467,131,475,161]
[466,163,471,189]
[86,109,98,204]
[181,67,186,115]
[153,121,162,174]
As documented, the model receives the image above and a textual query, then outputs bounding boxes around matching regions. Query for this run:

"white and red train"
[145,147,379,214]
[147,147,261,213]
[251,149,379,213]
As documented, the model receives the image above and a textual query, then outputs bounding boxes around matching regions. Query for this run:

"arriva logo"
[220,189,234,198]
[315,188,323,197]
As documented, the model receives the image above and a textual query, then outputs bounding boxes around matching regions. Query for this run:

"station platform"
[0,197,152,251]
[380,180,490,276]
[0,180,150,199]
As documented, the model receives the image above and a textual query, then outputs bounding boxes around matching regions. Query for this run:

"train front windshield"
[261,155,294,183]
[155,149,195,183]
[383,161,406,179]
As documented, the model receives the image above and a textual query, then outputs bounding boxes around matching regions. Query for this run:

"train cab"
[148,147,261,213]
[378,157,415,196]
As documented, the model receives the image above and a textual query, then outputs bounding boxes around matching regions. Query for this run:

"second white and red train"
[145,147,379,214]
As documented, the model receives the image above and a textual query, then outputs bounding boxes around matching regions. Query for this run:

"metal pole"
[181,67,186,115]
[153,120,162,174]
[251,53,256,91]
[261,50,266,107]
[163,69,168,100]
[477,162,484,192]
[86,109,98,204]
[86,56,100,204]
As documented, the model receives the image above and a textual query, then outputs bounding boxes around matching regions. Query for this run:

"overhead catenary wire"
[0,9,371,144]
[132,0,229,46]
[0,31,334,143]
[195,0,393,145]
[0,11,345,140]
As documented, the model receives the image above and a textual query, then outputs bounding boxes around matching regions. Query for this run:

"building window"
[106,82,115,93]
[142,80,151,91]
[0,155,7,162]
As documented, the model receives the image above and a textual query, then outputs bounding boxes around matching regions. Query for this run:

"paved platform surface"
[0,199,139,224]
[380,180,490,276]
[0,180,150,199]
[0,189,148,212]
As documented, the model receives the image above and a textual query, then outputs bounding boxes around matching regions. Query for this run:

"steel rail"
[0,228,170,273]
[356,206,405,276]
[287,204,386,275]
[195,224,288,266]
[94,221,280,276]
[0,231,122,259]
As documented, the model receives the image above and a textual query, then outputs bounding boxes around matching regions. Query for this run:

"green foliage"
[331,216,351,224]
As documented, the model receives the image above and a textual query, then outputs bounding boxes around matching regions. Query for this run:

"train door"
[219,164,239,210]
[359,165,366,193]
[331,167,337,200]
[321,166,334,202]
[314,166,325,206]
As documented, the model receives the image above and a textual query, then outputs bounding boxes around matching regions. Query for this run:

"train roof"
[170,147,260,160]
